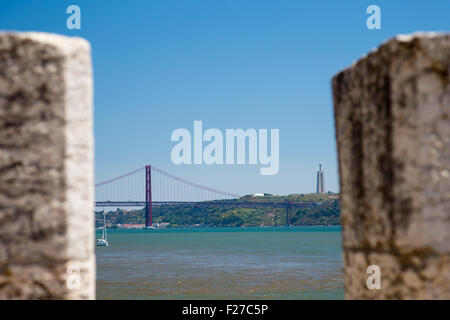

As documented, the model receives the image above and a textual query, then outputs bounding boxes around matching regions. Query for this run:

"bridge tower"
[145,165,152,227]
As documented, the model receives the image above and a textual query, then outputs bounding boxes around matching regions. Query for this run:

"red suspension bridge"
[95,165,318,227]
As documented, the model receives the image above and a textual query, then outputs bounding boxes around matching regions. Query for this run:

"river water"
[96,226,344,299]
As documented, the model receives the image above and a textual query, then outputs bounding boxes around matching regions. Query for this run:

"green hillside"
[96,193,340,228]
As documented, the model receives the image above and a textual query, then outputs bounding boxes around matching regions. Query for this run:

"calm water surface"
[96,226,344,299]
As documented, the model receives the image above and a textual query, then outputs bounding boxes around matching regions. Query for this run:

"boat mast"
[102,212,107,241]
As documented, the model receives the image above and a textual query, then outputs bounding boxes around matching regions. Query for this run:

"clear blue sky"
[1,1,449,195]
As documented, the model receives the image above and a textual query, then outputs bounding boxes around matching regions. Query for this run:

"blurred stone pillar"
[332,33,450,299]
[0,33,94,299]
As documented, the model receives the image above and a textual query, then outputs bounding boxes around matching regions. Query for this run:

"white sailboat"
[96,212,109,246]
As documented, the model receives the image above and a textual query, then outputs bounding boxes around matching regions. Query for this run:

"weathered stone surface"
[333,33,450,299]
[0,33,94,299]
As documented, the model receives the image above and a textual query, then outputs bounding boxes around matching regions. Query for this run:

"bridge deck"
[94,201,318,208]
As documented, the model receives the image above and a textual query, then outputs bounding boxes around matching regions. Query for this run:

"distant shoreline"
[95,225,342,233]
[96,193,341,229]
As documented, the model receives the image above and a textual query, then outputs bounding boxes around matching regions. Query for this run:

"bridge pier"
[285,206,290,226]
[285,203,293,226]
